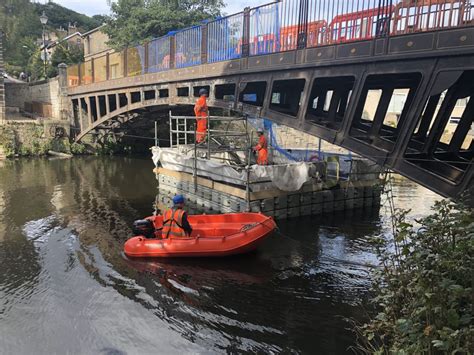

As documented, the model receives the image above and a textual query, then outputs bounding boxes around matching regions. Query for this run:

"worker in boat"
[254,128,269,165]
[194,88,209,143]
[162,195,193,238]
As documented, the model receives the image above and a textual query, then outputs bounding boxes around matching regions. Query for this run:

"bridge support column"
[0,29,5,124]
[105,94,110,116]
[57,63,70,122]
[78,98,84,132]
[87,98,93,125]
[95,95,100,120]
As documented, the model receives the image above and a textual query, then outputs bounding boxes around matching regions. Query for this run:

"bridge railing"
[148,35,171,72]
[208,12,244,62]
[68,0,474,88]
[175,25,202,68]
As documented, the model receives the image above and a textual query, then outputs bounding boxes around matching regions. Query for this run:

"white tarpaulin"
[252,163,310,191]
[152,147,313,191]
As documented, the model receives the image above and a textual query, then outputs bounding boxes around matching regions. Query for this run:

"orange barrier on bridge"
[124,213,277,258]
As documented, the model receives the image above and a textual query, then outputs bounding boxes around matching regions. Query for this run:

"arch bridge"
[67,0,474,199]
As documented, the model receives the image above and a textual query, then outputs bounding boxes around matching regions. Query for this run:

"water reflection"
[0,157,441,353]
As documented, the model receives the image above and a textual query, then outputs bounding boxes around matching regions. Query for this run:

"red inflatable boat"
[124,213,276,258]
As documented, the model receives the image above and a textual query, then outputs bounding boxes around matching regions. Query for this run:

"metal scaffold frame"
[164,111,253,211]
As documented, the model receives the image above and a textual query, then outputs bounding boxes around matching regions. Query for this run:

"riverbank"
[0,122,86,158]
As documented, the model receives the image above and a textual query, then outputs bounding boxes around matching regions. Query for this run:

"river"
[0,156,441,354]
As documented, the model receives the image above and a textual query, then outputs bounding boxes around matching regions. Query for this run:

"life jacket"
[194,96,208,117]
[255,135,267,150]
[162,208,187,238]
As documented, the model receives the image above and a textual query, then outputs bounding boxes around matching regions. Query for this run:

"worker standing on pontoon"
[254,128,268,165]
[194,88,208,143]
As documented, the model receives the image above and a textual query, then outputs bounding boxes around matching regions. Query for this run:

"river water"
[0,157,440,354]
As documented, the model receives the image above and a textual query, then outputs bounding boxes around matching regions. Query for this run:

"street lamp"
[39,11,48,78]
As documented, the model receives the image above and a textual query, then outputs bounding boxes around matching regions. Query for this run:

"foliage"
[34,2,101,33]
[50,138,71,154]
[0,126,17,157]
[103,0,224,49]
[0,0,41,69]
[0,1,100,73]
[95,135,121,155]
[70,142,87,155]
[27,50,48,81]
[47,43,84,77]
[355,200,474,354]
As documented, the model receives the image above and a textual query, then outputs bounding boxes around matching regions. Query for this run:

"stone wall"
[4,64,69,121]
[27,78,59,118]
[5,82,28,109]
[0,30,5,123]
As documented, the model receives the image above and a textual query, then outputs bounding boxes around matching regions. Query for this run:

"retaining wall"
[3,64,69,121]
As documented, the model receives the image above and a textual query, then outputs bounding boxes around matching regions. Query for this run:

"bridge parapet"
[67,0,474,90]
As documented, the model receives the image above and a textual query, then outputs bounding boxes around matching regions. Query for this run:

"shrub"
[70,142,87,155]
[356,200,473,354]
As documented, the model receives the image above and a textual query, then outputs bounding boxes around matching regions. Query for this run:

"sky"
[47,0,270,17]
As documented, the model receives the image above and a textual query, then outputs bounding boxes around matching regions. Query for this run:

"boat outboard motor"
[132,219,155,239]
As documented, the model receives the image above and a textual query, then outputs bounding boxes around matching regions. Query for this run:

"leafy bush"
[356,200,473,354]
[70,142,87,155]
[0,127,17,157]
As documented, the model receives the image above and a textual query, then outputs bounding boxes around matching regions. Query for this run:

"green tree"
[0,0,101,74]
[0,0,41,68]
[27,50,48,81]
[103,0,224,49]
[48,42,84,77]
[34,2,101,32]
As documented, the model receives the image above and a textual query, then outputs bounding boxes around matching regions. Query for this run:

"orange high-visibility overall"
[194,96,208,143]
[255,135,268,165]
[162,209,187,238]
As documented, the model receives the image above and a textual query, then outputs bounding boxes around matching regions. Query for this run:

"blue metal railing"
[148,36,171,73]
[175,26,202,68]
[208,12,244,63]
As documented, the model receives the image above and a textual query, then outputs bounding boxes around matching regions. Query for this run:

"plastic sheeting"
[252,163,311,191]
[152,147,313,191]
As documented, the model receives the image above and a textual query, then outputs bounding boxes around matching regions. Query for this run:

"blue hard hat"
[172,194,185,204]
[199,88,208,96]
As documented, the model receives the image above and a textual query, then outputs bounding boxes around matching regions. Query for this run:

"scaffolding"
[162,112,253,210]
[168,112,250,158]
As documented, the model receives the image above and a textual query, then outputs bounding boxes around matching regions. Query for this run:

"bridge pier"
[0,29,5,124]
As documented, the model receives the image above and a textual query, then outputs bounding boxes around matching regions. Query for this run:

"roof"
[42,31,82,50]
[81,24,106,38]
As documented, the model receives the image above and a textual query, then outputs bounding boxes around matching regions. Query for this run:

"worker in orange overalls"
[254,128,269,165]
[162,195,193,238]
[194,88,208,143]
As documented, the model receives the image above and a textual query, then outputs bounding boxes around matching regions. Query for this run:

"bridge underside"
[68,30,474,200]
